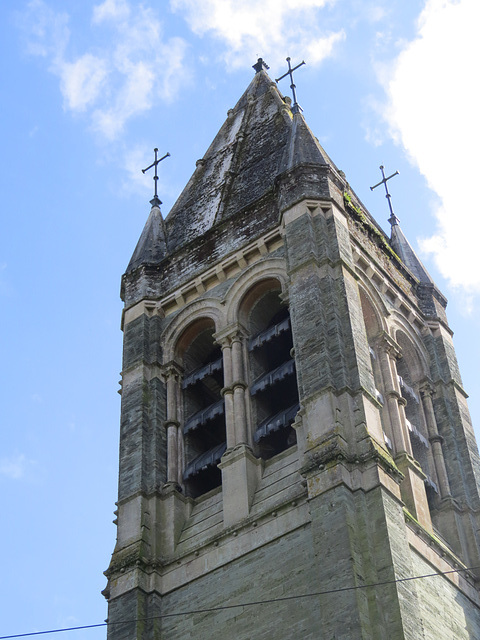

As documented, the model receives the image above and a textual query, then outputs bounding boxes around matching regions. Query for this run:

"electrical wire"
[1,565,479,639]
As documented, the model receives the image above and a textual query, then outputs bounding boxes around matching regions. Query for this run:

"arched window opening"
[359,290,391,451]
[246,287,299,460]
[180,321,226,498]
[396,346,438,506]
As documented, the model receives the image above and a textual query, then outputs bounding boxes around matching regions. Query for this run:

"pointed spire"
[370,165,434,285]
[152,61,339,256]
[126,200,168,273]
[389,221,434,285]
[280,109,328,172]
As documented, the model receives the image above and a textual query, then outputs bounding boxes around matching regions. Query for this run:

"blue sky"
[1,1,479,638]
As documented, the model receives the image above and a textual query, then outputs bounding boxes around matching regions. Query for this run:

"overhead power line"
[1,565,479,640]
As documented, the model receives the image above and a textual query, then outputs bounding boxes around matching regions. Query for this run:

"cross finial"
[253,58,270,73]
[142,148,170,207]
[370,165,400,226]
[275,57,306,114]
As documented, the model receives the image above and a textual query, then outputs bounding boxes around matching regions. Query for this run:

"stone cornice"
[122,227,284,324]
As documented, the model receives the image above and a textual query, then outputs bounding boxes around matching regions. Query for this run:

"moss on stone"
[344,192,401,262]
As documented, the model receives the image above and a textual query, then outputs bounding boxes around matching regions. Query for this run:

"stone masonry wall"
[410,550,480,639]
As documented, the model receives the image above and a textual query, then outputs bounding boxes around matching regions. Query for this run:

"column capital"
[214,322,248,347]
[420,379,435,398]
[162,360,183,380]
[222,382,248,396]
[376,332,402,360]
[279,288,290,306]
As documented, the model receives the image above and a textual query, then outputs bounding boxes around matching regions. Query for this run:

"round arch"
[358,285,387,341]
[162,298,225,363]
[224,258,288,326]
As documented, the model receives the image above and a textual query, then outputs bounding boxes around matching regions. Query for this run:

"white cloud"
[385,0,480,296]
[92,61,155,139]
[171,0,344,69]
[0,454,31,480]
[59,54,108,112]
[20,0,70,58]
[306,31,345,65]
[92,0,131,23]
[21,0,188,140]
[122,144,157,194]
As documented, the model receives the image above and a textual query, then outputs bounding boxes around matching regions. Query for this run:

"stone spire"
[389,215,434,285]
[280,108,329,171]
[160,64,339,256]
[126,200,167,273]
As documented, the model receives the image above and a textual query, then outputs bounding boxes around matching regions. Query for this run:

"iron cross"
[142,148,170,206]
[370,165,400,225]
[275,57,306,113]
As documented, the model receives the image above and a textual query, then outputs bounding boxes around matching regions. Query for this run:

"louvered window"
[396,358,435,502]
[182,326,226,498]
[249,307,299,459]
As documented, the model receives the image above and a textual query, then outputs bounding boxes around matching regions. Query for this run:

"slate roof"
[126,67,335,273]
[126,64,436,292]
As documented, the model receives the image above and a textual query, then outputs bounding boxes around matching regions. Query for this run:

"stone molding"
[122,228,285,325]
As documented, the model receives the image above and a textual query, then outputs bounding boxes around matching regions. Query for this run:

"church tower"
[104,60,480,639]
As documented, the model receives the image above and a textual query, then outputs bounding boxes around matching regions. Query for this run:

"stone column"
[216,326,249,448]
[420,382,451,499]
[377,336,431,529]
[216,325,261,527]
[164,363,182,486]
[219,336,235,450]
[376,337,411,456]
[231,331,248,445]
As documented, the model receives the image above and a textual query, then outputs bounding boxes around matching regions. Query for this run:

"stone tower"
[104,61,480,639]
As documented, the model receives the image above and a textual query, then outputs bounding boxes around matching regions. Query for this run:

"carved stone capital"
[377,332,402,360]
[420,380,435,398]
[162,360,183,381]
[214,322,248,347]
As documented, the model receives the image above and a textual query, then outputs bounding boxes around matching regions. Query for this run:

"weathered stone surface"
[106,65,480,640]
